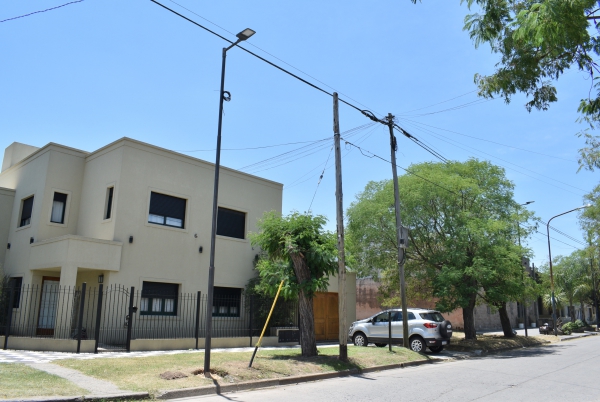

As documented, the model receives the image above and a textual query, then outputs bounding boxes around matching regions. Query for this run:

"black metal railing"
[0,283,299,353]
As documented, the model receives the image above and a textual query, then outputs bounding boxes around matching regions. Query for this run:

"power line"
[399,119,587,196]
[397,90,478,115]
[399,99,493,118]
[165,0,383,118]
[173,138,328,152]
[150,0,371,117]
[539,220,587,246]
[393,125,449,163]
[308,145,334,213]
[397,117,577,163]
[535,230,580,249]
[0,0,84,23]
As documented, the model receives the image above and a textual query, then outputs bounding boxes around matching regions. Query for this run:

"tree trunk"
[497,303,515,337]
[569,299,576,323]
[290,252,318,357]
[462,294,477,340]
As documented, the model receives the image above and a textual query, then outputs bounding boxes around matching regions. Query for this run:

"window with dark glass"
[213,287,241,317]
[8,277,23,309]
[216,208,245,239]
[140,281,178,316]
[20,196,34,227]
[105,187,114,219]
[148,192,186,228]
[50,192,67,224]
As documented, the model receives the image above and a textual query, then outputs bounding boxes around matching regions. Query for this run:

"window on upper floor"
[140,281,179,316]
[50,192,67,224]
[148,192,186,229]
[19,196,34,227]
[104,187,114,220]
[212,287,241,317]
[217,207,246,239]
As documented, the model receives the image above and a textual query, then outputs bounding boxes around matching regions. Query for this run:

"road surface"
[176,335,600,401]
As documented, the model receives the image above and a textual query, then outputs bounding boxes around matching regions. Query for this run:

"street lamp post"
[517,201,534,337]
[546,205,591,336]
[204,28,256,377]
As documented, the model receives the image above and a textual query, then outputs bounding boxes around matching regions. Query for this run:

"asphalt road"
[177,336,600,402]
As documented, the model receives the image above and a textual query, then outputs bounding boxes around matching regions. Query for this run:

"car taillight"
[423,323,437,328]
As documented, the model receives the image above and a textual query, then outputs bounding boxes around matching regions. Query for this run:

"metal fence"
[0,283,299,353]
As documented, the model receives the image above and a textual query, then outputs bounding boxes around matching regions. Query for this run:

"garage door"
[313,292,338,341]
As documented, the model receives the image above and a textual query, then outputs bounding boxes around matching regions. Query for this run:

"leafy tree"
[249,211,337,357]
[410,0,600,170]
[346,159,536,339]
[552,252,588,321]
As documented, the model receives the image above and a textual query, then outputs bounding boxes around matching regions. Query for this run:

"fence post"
[76,283,87,354]
[3,282,16,350]
[126,286,135,352]
[94,284,104,354]
[194,291,201,350]
[249,294,254,347]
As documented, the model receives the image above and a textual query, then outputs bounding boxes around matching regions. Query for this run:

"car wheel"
[429,345,444,353]
[409,336,425,353]
[353,332,368,347]
[374,343,387,348]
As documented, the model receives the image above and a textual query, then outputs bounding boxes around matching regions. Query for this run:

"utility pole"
[386,113,408,348]
[333,93,348,361]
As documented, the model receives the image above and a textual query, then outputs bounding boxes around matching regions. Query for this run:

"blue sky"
[1,0,596,267]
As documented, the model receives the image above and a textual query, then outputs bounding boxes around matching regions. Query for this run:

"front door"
[37,277,60,336]
[313,292,339,341]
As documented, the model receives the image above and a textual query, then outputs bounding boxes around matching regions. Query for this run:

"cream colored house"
[0,138,356,352]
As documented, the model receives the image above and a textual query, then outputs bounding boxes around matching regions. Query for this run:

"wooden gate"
[313,292,338,341]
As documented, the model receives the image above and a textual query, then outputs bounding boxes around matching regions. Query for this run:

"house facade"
[0,138,283,298]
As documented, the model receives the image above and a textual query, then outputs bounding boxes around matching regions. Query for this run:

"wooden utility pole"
[387,113,409,348]
[333,93,348,361]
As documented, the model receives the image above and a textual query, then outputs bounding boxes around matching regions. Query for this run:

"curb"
[156,359,434,399]
[559,332,599,341]
[1,392,149,402]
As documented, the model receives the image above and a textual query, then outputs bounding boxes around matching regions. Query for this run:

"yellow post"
[249,279,285,367]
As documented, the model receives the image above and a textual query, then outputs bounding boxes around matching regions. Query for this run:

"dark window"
[213,287,241,317]
[105,187,114,219]
[50,192,67,224]
[373,313,391,323]
[140,281,179,316]
[419,312,444,322]
[391,311,417,321]
[20,196,34,227]
[148,192,186,228]
[8,277,22,309]
[217,208,245,239]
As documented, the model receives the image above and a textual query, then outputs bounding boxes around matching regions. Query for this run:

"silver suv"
[348,308,453,353]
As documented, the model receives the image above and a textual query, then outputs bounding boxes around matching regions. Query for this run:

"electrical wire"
[396,117,578,163]
[398,90,478,115]
[0,0,83,23]
[308,145,334,213]
[399,99,493,118]
[150,0,372,118]
[394,125,450,163]
[535,231,580,249]
[399,119,587,196]
[173,138,328,152]
[539,220,588,246]
[165,0,383,119]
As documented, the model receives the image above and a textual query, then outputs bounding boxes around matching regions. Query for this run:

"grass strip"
[0,363,88,399]
[56,346,425,395]
[447,331,555,352]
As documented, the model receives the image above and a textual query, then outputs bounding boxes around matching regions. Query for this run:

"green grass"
[0,363,88,399]
[56,346,425,395]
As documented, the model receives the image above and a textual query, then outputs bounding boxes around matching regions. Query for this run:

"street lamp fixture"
[204,27,256,378]
[546,204,591,336]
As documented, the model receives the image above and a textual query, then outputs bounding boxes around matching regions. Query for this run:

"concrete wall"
[1,143,40,172]
[0,336,95,353]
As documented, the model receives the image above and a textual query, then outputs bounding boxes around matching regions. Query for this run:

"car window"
[374,313,391,323]
[392,312,402,321]
[420,312,444,322]
[408,312,416,320]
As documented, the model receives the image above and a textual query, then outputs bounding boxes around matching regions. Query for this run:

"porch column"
[54,265,78,338]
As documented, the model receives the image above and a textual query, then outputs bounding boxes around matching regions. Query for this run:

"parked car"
[348,308,452,353]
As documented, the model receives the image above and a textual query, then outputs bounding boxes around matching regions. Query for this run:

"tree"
[552,252,588,321]
[410,0,600,170]
[347,159,536,340]
[250,211,337,357]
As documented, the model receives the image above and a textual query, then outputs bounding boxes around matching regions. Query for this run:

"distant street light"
[546,205,591,336]
[205,27,256,377]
